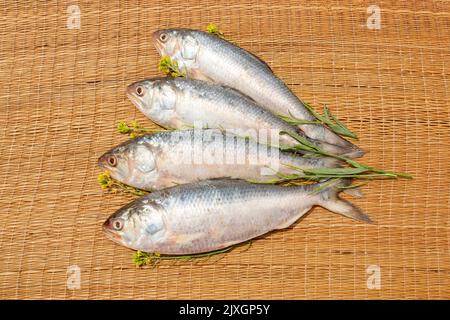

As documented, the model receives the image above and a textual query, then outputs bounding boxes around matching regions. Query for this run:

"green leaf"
[302,167,369,175]
[283,100,359,139]
[280,130,321,153]
[116,120,163,137]
[132,243,250,267]
[117,121,131,134]
[327,107,358,139]
[278,112,320,125]
[206,23,225,39]
[158,55,186,77]
[98,171,148,196]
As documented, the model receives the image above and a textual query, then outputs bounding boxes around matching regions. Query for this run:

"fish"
[152,28,364,158]
[102,178,372,255]
[98,129,341,190]
[127,77,352,157]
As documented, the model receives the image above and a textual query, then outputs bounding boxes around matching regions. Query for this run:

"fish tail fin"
[341,145,366,159]
[342,186,364,198]
[301,125,365,159]
[322,128,365,158]
[313,139,365,159]
[315,179,373,223]
[319,157,344,168]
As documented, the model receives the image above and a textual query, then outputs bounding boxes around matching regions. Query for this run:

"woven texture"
[1,0,449,299]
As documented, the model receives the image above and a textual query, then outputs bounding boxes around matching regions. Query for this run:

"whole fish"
[102,178,372,254]
[127,77,351,157]
[98,129,341,190]
[152,28,364,158]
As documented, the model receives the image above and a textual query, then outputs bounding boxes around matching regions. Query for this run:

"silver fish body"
[152,29,363,158]
[98,129,340,190]
[127,77,347,156]
[103,178,371,255]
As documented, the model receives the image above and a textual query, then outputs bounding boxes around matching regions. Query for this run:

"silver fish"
[152,28,364,158]
[102,178,372,255]
[98,129,340,190]
[127,77,350,157]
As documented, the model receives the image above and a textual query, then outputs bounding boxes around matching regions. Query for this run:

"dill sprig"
[279,101,358,139]
[158,55,186,77]
[273,130,412,181]
[117,120,159,138]
[206,23,225,39]
[133,241,252,268]
[245,129,411,183]
[97,171,148,197]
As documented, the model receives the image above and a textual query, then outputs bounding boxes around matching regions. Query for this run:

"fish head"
[126,79,154,112]
[127,78,177,125]
[98,138,159,190]
[152,29,180,57]
[103,198,168,251]
[152,29,200,70]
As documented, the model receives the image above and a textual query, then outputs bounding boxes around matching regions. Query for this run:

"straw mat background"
[0,0,449,299]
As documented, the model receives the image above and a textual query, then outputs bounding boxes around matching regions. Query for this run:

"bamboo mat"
[0,0,449,299]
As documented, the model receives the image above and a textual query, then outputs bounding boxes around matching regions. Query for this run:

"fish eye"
[136,85,144,96]
[113,219,123,231]
[107,155,117,167]
[159,33,168,42]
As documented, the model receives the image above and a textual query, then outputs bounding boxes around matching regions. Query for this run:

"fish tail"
[338,140,366,159]
[302,125,365,159]
[312,139,365,159]
[341,186,364,198]
[319,157,344,168]
[315,179,373,223]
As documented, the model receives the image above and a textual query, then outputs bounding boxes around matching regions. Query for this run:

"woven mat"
[1,0,449,299]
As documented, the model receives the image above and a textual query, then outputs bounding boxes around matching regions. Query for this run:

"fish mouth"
[126,91,146,116]
[152,31,164,55]
[97,153,110,170]
[102,220,123,243]
[126,88,149,118]
[126,89,139,107]
[126,82,144,108]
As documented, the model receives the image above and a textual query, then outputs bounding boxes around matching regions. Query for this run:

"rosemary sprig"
[133,241,252,267]
[158,55,186,77]
[280,130,411,178]
[279,101,358,139]
[249,171,401,187]
[117,120,159,138]
[97,171,148,196]
[264,131,412,184]
[206,23,225,39]
[278,112,321,126]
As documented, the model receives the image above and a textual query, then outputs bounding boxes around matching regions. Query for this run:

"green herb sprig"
[279,101,358,139]
[117,120,159,138]
[158,55,186,77]
[206,23,225,39]
[97,171,148,196]
[133,241,252,268]
[277,130,411,181]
